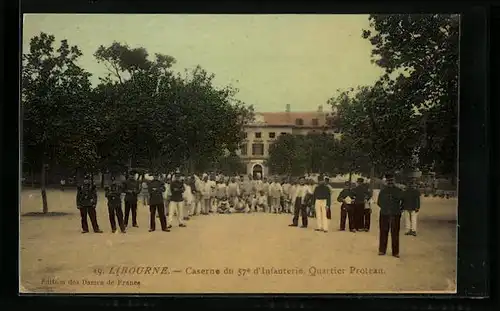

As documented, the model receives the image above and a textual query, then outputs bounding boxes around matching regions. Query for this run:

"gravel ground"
[20,189,457,294]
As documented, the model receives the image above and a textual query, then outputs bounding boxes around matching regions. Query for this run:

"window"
[295,118,304,126]
[312,118,319,126]
[240,144,247,156]
[255,132,262,139]
[281,132,287,136]
[269,132,276,138]
[243,132,248,139]
[252,143,264,156]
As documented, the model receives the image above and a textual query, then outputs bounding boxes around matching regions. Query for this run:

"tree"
[93,42,177,174]
[211,153,247,176]
[22,32,95,213]
[361,14,459,182]
[329,82,422,179]
[93,42,254,174]
[267,133,346,177]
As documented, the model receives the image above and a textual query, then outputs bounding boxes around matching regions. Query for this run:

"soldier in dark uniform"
[148,173,168,232]
[76,174,103,234]
[377,174,403,258]
[105,176,126,233]
[122,174,140,228]
[337,181,355,232]
[352,177,371,231]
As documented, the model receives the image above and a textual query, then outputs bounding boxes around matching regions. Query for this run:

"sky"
[22,14,384,113]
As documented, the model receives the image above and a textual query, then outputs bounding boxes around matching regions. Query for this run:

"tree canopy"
[328,14,458,179]
[266,133,364,177]
[22,34,254,212]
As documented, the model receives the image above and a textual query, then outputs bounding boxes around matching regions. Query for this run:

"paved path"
[20,189,457,294]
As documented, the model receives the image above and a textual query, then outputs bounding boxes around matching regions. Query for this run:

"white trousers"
[168,201,184,226]
[404,210,418,231]
[314,199,328,231]
[184,199,193,216]
[193,197,202,215]
[271,197,280,213]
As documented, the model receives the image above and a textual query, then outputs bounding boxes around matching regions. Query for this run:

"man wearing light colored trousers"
[168,171,186,228]
[269,177,283,213]
[402,179,421,236]
[313,176,332,232]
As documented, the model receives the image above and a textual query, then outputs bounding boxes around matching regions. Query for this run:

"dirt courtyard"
[20,189,457,294]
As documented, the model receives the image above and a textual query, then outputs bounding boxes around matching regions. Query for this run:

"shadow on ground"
[421,219,457,225]
[22,212,74,217]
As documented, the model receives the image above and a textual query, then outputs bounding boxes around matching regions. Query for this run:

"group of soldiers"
[76,170,421,258]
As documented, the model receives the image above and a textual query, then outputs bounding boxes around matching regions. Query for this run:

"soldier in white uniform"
[227,177,240,208]
[269,177,283,213]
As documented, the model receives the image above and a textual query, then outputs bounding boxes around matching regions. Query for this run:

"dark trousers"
[108,205,125,232]
[353,203,365,230]
[292,198,308,227]
[340,203,355,230]
[150,204,167,231]
[363,208,371,230]
[124,201,138,226]
[379,214,401,255]
[79,207,100,232]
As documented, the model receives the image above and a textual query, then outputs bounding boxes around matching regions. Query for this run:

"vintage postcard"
[20,14,458,294]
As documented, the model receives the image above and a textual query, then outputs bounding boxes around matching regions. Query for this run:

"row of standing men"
[76,171,421,257]
[76,171,373,233]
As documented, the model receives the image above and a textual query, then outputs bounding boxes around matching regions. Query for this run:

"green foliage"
[22,32,96,172]
[23,34,254,187]
[327,14,458,178]
[267,133,355,177]
[211,153,247,176]
[361,14,459,177]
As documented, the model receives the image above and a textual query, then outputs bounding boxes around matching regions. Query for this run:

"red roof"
[257,112,333,127]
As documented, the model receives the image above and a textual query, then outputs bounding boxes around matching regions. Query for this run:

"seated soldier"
[217,196,231,214]
[253,190,268,212]
[232,196,250,213]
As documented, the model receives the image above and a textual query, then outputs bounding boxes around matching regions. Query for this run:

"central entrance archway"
[252,164,263,180]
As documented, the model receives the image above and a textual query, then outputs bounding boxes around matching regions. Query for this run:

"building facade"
[237,105,340,178]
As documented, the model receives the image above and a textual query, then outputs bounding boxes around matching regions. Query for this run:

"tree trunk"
[348,170,353,189]
[31,169,34,188]
[41,163,48,214]
[100,172,105,189]
[369,165,375,192]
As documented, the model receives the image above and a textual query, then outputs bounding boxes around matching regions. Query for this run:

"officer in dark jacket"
[76,174,103,233]
[148,173,168,232]
[352,178,371,231]
[105,176,126,233]
[377,174,403,258]
[337,181,355,232]
[122,174,140,228]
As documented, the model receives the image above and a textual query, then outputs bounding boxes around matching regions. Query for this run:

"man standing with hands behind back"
[122,173,140,228]
[377,173,403,258]
[352,177,371,232]
[313,176,331,232]
[168,170,187,228]
[148,173,168,232]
